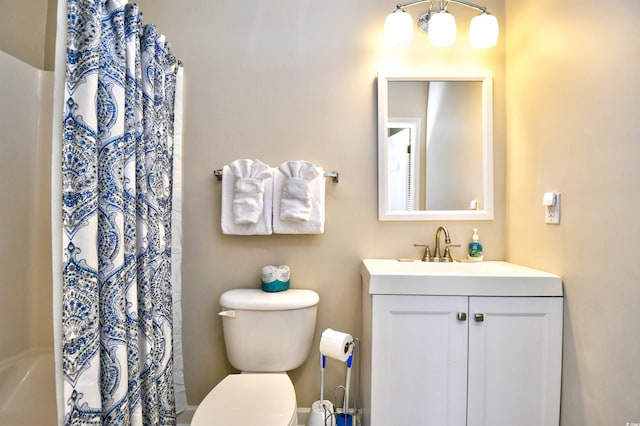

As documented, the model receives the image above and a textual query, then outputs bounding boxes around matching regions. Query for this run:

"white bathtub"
[0,349,57,425]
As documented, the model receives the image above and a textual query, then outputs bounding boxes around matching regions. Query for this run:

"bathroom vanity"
[360,259,563,426]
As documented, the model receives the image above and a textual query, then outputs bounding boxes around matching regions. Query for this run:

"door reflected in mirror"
[387,117,421,211]
[378,72,493,221]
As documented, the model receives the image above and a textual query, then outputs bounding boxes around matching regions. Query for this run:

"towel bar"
[213,169,339,183]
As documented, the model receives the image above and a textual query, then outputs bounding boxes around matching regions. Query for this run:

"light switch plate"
[545,192,560,224]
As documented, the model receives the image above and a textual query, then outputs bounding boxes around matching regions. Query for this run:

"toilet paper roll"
[276,265,290,282]
[320,328,353,362]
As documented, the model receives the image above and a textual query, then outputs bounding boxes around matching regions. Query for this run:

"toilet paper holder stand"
[309,338,359,426]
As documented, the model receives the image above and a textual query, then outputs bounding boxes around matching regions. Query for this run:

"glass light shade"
[384,9,413,47]
[469,13,499,48]
[429,11,456,47]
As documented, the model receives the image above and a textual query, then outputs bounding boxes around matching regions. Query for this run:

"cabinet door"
[371,295,468,426]
[467,297,563,426]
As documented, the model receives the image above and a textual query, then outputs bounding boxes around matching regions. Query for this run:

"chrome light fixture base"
[417,11,432,33]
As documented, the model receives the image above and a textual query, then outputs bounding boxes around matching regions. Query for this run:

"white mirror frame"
[378,71,494,221]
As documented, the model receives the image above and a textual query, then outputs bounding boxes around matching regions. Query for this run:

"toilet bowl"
[191,374,297,426]
[190,288,319,425]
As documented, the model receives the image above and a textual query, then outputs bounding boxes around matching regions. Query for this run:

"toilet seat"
[191,373,297,426]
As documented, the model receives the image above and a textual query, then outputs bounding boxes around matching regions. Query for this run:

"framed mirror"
[378,71,494,221]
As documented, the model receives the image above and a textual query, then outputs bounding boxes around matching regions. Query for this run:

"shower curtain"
[53,0,185,424]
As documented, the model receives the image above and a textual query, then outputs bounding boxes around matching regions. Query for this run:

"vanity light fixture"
[384,0,499,48]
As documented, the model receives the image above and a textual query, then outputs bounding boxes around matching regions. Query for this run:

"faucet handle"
[443,244,461,262]
[413,243,432,262]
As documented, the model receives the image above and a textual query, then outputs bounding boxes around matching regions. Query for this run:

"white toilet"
[191,288,320,426]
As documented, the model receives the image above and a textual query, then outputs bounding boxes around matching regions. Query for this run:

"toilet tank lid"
[220,289,319,310]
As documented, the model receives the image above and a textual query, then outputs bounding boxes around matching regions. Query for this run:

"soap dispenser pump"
[468,228,484,261]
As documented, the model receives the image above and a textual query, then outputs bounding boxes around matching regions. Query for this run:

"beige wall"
[0,51,53,359]
[135,0,506,407]
[505,0,640,423]
[0,0,53,69]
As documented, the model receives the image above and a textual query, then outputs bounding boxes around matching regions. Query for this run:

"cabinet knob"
[474,313,485,322]
[457,312,467,321]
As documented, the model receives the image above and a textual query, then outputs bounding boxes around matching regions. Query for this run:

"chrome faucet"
[433,226,460,262]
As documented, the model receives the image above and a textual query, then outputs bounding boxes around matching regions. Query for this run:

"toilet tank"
[219,289,319,372]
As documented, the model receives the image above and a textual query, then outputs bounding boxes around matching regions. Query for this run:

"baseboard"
[176,405,197,426]
[297,407,311,425]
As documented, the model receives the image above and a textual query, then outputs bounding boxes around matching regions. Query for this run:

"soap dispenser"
[468,228,484,261]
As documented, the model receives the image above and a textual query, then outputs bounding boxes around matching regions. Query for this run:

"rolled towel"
[273,162,325,234]
[221,159,273,235]
[277,161,321,222]
[229,160,272,225]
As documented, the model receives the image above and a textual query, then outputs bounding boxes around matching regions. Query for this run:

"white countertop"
[361,259,563,297]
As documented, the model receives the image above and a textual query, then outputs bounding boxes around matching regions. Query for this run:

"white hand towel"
[278,161,320,221]
[221,159,273,235]
[273,161,325,234]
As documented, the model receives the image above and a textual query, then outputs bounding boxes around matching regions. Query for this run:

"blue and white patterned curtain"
[60,0,182,424]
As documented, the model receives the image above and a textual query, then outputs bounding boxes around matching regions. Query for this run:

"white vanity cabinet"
[360,260,563,426]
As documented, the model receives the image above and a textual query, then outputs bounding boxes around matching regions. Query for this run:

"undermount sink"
[361,259,562,296]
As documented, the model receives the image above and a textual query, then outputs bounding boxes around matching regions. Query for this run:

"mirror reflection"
[378,73,494,221]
